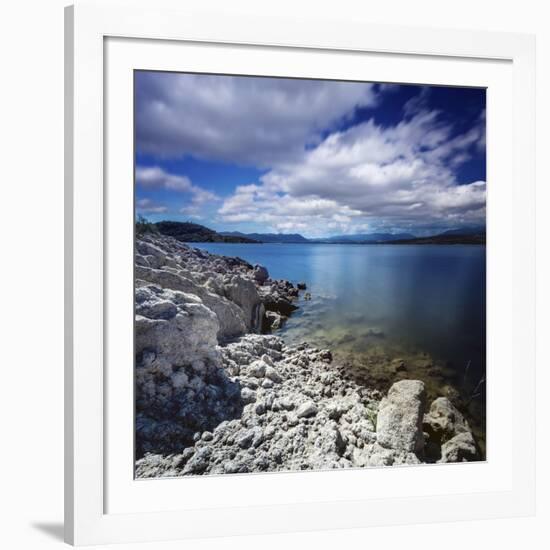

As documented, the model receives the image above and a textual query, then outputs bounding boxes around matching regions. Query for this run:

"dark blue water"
[191,242,486,442]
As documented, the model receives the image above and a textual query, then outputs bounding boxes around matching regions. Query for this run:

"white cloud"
[135,198,168,214]
[136,72,379,167]
[218,108,486,235]
[179,205,205,219]
[217,183,364,236]
[136,166,193,191]
[135,166,219,205]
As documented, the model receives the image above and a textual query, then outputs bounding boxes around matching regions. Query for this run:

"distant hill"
[155,221,259,243]
[440,226,486,237]
[152,221,485,245]
[221,231,310,243]
[311,232,416,244]
[221,231,418,244]
[389,231,486,245]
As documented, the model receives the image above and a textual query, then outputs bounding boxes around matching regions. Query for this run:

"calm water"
[191,243,486,448]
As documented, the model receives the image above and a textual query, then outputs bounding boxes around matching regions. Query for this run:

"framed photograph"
[65,0,536,545]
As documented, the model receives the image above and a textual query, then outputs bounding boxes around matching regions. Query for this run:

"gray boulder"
[248,359,267,378]
[265,365,282,383]
[423,397,479,463]
[253,265,269,285]
[135,285,220,366]
[357,443,421,467]
[224,275,263,332]
[376,380,426,453]
[136,264,248,341]
[262,292,298,317]
[439,432,479,463]
[423,397,470,440]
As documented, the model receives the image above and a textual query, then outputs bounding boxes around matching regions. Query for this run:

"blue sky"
[135,71,486,237]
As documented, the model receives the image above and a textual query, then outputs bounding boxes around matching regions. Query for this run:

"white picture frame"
[65,0,536,545]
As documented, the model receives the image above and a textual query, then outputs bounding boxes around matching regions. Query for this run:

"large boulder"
[262,292,298,317]
[224,275,263,332]
[135,285,220,366]
[307,421,347,468]
[136,264,249,341]
[357,443,421,467]
[423,397,479,463]
[439,432,479,463]
[134,283,248,456]
[253,265,269,285]
[376,380,426,454]
[423,397,470,440]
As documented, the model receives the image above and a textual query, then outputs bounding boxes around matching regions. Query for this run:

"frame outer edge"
[513,33,536,516]
[68,1,537,544]
[64,4,75,546]
[90,1,528,61]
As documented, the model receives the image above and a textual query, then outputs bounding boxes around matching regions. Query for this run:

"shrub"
[135,215,158,236]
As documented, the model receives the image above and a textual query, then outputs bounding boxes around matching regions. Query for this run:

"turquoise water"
[191,242,486,446]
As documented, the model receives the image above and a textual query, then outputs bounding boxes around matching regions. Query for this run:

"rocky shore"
[135,233,479,477]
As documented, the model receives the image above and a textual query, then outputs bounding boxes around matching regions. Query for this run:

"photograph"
[133,71,486,478]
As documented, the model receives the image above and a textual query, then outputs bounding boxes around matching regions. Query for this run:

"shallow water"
[191,242,486,453]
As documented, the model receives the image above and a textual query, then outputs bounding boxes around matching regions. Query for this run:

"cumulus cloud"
[179,205,206,219]
[136,198,168,214]
[217,183,364,236]
[218,106,486,235]
[136,165,219,204]
[135,72,379,167]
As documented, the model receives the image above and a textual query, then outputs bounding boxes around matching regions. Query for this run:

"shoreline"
[185,241,487,246]
[135,232,482,477]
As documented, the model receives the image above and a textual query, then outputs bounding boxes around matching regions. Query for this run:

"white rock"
[240,387,257,404]
[248,360,267,378]
[424,397,470,439]
[296,401,318,418]
[265,365,282,383]
[376,380,426,453]
[439,432,478,463]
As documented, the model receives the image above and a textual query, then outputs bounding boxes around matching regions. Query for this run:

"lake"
[190,242,486,451]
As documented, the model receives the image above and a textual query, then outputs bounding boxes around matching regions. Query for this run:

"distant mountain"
[221,231,310,243]
[312,232,416,243]
[389,230,486,245]
[152,221,485,245]
[155,221,259,243]
[440,226,486,236]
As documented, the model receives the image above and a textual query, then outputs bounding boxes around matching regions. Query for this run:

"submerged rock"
[263,310,285,331]
[262,292,298,317]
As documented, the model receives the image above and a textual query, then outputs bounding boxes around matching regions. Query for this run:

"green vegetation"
[366,408,378,431]
[135,215,159,237]
[154,221,259,243]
